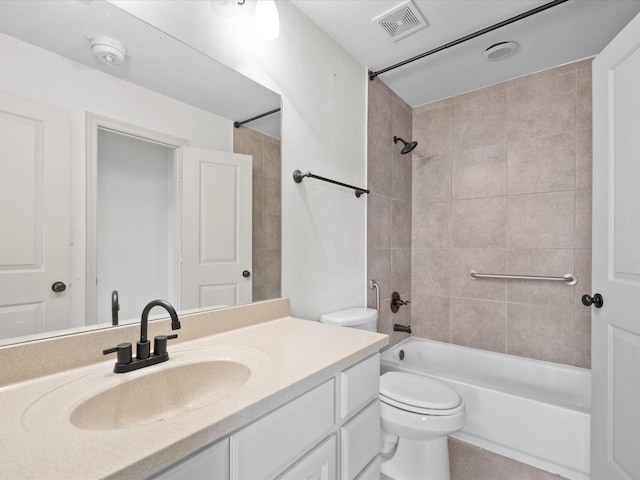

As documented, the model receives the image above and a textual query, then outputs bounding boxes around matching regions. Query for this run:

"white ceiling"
[0,0,282,138]
[291,0,640,107]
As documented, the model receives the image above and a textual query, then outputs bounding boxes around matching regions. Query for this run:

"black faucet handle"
[153,334,178,356]
[103,343,132,365]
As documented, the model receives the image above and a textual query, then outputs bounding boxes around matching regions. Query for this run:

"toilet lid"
[380,372,462,411]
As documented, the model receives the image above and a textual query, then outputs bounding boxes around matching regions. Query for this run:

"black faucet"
[103,299,181,373]
[111,290,119,326]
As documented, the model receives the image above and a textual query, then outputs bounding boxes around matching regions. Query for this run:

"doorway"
[96,130,176,325]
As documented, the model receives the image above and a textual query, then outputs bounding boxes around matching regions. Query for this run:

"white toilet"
[379,371,465,480]
[320,307,466,480]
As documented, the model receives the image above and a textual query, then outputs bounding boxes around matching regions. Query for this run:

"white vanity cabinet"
[149,353,380,480]
[150,438,229,480]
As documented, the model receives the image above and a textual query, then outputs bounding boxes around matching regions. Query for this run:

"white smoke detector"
[88,35,127,66]
[372,0,428,42]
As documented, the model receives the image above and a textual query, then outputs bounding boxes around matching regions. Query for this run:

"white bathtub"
[380,338,591,480]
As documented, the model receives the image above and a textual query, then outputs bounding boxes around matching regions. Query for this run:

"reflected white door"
[591,12,640,480]
[0,91,69,339]
[180,146,252,309]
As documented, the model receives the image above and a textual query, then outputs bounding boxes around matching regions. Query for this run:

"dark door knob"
[242,270,251,278]
[51,281,66,293]
[582,293,603,308]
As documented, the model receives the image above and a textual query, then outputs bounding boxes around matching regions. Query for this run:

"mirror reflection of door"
[96,130,176,325]
[94,128,252,325]
[0,91,70,339]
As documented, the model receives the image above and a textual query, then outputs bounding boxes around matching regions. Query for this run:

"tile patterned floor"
[380,437,568,480]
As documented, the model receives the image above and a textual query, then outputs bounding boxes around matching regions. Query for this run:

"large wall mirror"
[0,0,282,345]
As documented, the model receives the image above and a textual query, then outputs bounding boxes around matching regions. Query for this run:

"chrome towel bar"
[470,270,578,286]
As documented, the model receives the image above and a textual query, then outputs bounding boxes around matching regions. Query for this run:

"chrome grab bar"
[470,270,577,286]
[369,280,380,312]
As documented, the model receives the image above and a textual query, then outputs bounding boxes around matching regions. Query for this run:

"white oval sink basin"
[22,346,271,432]
[70,359,251,430]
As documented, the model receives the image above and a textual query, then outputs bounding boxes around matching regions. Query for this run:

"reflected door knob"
[581,293,603,308]
[242,270,251,278]
[51,281,66,293]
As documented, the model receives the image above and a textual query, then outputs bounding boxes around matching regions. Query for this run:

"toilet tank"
[319,307,378,331]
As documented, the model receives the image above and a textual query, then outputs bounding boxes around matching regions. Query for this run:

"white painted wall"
[96,131,175,325]
[0,32,232,326]
[111,0,369,319]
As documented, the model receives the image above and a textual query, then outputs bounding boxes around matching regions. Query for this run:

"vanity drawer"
[339,353,379,419]
[275,435,336,480]
[230,379,335,480]
[340,400,380,480]
[149,437,228,480]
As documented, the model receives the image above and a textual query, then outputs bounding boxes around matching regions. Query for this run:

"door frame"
[85,113,187,324]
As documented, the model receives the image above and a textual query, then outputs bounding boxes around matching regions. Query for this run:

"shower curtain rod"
[234,107,281,128]
[369,0,569,80]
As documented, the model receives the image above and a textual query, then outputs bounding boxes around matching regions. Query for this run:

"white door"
[591,12,640,480]
[180,146,252,309]
[0,91,69,339]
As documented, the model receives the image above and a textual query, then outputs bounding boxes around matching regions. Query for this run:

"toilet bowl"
[379,371,466,480]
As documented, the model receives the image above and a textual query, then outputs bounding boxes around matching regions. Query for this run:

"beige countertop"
[0,313,387,479]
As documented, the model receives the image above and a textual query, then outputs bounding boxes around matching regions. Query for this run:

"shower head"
[394,136,418,155]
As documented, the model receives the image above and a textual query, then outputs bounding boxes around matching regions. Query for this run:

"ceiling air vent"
[373,0,428,42]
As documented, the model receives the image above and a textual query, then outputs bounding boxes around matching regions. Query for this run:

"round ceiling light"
[88,35,127,66]
[482,41,519,61]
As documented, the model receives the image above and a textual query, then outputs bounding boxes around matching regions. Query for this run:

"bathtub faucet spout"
[394,323,411,334]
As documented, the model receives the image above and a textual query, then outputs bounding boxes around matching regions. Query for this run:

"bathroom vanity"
[0,298,387,479]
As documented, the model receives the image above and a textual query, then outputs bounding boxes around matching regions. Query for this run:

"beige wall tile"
[253,174,264,213]
[452,144,506,200]
[411,294,450,342]
[413,248,451,297]
[452,83,507,150]
[452,197,507,248]
[576,127,593,191]
[451,298,506,353]
[253,211,265,249]
[412,200,451,249]
[412,102,452,157]
[367,193,392,248]
[367,248,392,307]
[413,153,451,203]
[507,131,575,195]
[263,138,281,180]
[368,82,393,197]
[264,213,281,250]
[264,176,280,214]
[507,191,574,249]
[451,249,507,301]
[234,126,264,176]
[575,189,592,249]
[392,248,412,298]
[506,249,575,307]
[235,127,281,302]
[507,64,576,141]
[576,58,593,130]
[575,309,592,368]
[392,153,412,204]
[391,200,412,248]
[575,248,592,308]
[507,303,574,364]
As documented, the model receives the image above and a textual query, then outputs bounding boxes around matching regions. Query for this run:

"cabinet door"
[276,435,337,480]
[339,354,379,419]
[149,438,228,480]
[230,379,335,480]
[340,401,380,480]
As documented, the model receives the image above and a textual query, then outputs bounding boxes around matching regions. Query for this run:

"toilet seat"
[380,372,464,416]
